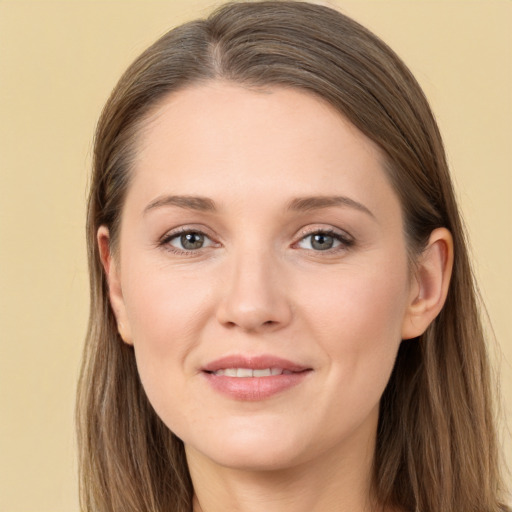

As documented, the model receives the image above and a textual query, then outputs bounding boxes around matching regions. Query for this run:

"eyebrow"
[143,194,374,218]
[287,195,375,218]
[143,195,216,214]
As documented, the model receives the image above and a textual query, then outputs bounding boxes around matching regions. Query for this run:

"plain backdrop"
[0,1,510,510]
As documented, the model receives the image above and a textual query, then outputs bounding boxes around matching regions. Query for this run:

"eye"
[161,229,216,252]
[296,230,352,251]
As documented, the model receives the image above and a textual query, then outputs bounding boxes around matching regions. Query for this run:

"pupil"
[312,234,333,250]
[181,232,204,250]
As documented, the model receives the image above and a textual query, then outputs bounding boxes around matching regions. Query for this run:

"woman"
[76,1,509,511]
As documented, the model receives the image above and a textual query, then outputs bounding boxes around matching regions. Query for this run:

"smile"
[210,368,294,377]
[202,355,312,400]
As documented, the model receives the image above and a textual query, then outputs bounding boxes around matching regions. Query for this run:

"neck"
[187,425,382,512]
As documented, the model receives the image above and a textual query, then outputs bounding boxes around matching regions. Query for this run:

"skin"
[99,82,453,512]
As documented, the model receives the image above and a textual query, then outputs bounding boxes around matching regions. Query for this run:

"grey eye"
[179,232,205,250]
[165,231,215,251]
[298,232,340,251]
[310,233,335,250]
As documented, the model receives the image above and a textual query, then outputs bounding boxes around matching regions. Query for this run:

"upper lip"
[202,354,311,373]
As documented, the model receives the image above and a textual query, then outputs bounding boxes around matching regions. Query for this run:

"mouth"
[201,355,312,400]
[207,367,296,377]
[202,354,310,375]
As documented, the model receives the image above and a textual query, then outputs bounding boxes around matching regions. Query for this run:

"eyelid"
[295,225,353,243]
[158,225,220,253]
[157,224,354,255]
[159,223,216,239]
[293,225,354,252]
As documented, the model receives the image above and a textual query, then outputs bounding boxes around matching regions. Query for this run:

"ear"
[97,226,133,345]
[401,227,454,340]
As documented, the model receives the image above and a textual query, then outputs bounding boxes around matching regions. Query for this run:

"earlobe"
[97,226,134,345]
[401,227,454,340]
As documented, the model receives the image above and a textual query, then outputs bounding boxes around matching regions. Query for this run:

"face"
[106,82,419,473]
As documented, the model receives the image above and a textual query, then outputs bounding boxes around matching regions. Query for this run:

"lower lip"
[203,371,312,401]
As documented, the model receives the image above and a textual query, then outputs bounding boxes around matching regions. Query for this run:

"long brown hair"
[76,2,508,510]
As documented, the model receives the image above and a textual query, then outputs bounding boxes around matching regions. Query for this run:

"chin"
[183,418,318,472]
[195,442,306,472]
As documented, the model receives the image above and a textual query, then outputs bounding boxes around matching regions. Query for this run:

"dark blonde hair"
[76,2,508,511]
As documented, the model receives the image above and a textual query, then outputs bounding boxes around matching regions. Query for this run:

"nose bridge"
[216,240,291,332]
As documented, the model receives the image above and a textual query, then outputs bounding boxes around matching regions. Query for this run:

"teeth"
[253,368,271,377]
[212,368,285,377]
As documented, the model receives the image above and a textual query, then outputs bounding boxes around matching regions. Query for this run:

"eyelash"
[295,228,354,253]
[158,227,218,256]
[158,227,354,256]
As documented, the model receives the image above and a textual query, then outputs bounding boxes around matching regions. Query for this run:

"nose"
[215,248,293,333]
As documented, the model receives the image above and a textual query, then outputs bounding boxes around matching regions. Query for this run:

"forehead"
[136,81,382,163]
[128,82,399,218]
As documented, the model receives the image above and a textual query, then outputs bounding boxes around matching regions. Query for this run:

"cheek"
[121,269,214,436]
[304,259,408,340]
[301,259,410,394]
[123,264,213,355]
[120,262,216,413]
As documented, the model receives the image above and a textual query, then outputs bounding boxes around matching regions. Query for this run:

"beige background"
[0,1,510,510]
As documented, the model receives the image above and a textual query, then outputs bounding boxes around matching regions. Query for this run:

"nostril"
[216,293,292,332]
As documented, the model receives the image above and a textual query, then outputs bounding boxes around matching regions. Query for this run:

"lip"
[202,354,310,373]
[201,354,312,401]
